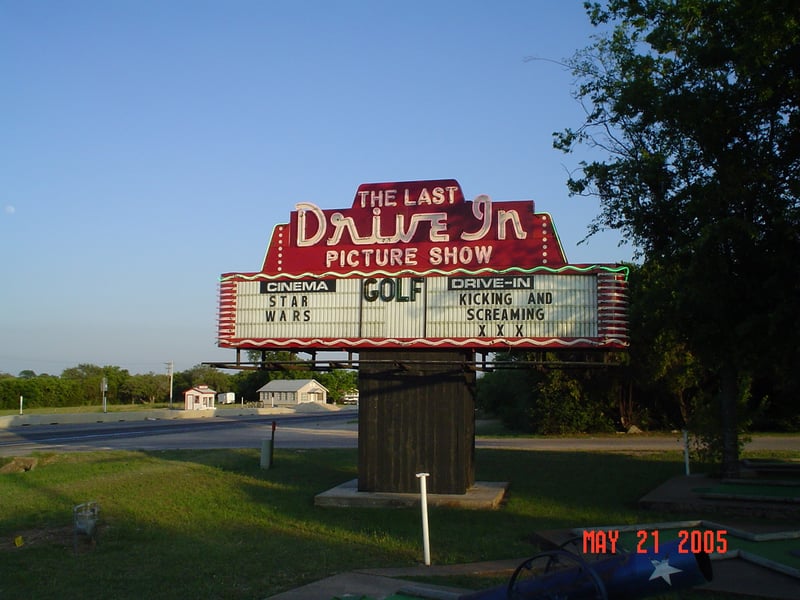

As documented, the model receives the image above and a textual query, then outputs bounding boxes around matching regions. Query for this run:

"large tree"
[556,0,800,476]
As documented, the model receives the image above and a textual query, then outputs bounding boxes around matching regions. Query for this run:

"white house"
[183,385,216,410]
[257,379,329,407]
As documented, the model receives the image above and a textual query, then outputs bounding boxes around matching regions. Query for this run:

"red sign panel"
[218,180,629,350]
[260,179,567,276]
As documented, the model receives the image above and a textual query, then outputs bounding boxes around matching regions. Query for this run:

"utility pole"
[166,361,174,409]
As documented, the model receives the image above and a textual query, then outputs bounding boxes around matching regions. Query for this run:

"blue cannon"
[459,539,713,600]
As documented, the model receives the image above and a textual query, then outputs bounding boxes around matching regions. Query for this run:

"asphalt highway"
[0,410,796,457]
[0,411,359,457]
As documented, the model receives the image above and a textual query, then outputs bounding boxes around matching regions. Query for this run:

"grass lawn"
[1,448,794,599]
[0,403,174,416]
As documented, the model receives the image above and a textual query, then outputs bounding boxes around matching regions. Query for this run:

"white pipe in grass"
[416,472,431,566]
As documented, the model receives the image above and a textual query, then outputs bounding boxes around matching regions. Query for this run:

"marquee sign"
[217,179,629,350]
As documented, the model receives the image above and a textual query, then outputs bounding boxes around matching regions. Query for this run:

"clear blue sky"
[1,1,632,376]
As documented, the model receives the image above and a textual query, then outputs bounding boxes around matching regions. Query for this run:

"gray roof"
[185,385,216,394]
[256,379,328,393]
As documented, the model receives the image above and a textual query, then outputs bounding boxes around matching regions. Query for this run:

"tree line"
[0,355,357,411]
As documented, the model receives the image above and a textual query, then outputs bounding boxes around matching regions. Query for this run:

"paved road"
[0,411,359,457]
[0,410,797,457]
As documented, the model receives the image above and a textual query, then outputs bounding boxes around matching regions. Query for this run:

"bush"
[529,370,614,434]
[0,375,82,409]
[477,367,615,434]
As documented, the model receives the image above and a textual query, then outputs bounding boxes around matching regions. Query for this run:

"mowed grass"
[0,403,174,415]
[1,448,793,599]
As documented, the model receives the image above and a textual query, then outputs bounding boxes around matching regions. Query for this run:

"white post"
[683,430,691,475]
[19,395,23,415]
[168,361,174,409]
[416,472,431,566]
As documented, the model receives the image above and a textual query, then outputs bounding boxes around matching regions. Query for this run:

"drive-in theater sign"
[217,179,629,351]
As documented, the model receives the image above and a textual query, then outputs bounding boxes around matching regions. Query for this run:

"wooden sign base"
[357,349,476,494]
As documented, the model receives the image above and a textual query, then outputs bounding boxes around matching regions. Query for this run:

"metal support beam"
[202,356,622,373]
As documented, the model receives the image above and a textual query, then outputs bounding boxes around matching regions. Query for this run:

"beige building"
[257,379,328,407]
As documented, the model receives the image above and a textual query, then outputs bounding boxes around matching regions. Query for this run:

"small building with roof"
[256,379,328,407]
[183,385,216,410]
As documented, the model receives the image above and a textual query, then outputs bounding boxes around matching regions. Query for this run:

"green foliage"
[689,382,753,476]
[173,364,230,395]
[119,373,169,405]
[556,0,800,472]
[476,365,536,431]
[316,369,358,403]
[228,369,271,403]
[477,355,615,434]
[529,370,602,434]
[0,374,81,410]
[621,262,709,429]
[59,363,106,405]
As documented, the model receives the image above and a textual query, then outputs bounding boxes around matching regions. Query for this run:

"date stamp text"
[582,528,728,554]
